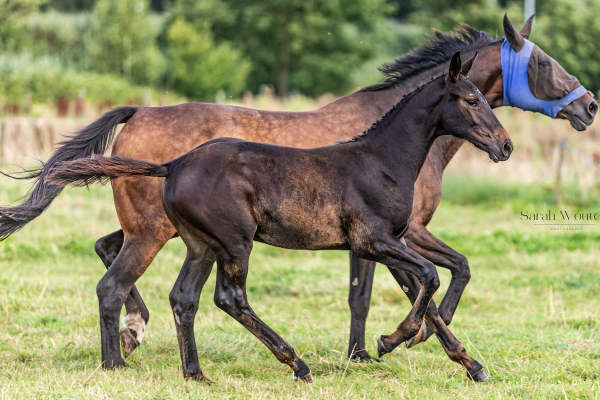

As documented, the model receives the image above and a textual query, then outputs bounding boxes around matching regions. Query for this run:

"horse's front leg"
[356,236,485,381]
[401,222,472,347]
[352,236,440,355]
[388,268,487,381]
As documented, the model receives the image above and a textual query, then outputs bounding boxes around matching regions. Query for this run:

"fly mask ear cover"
[501,38,588,118]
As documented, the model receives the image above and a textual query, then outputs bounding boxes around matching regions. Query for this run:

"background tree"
[43,0,94,11]
[167,18,250,101]
[408,0,522,35]
[173,0,390,97]
[534,0,600,92]
[0,0,47,51]
[90,0,165,85]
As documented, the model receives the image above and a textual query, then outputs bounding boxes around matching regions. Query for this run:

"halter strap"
[501,38,587,118]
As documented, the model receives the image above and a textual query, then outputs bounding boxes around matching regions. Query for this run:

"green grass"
[0,175,599,399]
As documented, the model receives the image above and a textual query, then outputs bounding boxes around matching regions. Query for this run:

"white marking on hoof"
[402,285,409,292]
[121,312,146,345]
[352,277,359,286]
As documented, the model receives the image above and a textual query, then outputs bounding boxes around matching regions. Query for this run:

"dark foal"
[48,53,512,382]
[0,15,595,364]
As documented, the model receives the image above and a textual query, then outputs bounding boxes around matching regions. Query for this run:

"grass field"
[0,173,599,399]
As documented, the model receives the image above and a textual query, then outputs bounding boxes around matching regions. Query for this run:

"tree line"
[1,0,600,108]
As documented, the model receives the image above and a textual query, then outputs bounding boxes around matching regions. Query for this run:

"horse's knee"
[423,262,440,292]
[214,287,235,315]
[94,231,125,268]
[96,277,125,316]
[452,254,471,284]
[214,284,249,320]
[95,237,114,268]
[170,290,199,322]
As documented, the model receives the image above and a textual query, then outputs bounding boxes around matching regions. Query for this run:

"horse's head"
[502,14,597,131]
[442,52,512,163]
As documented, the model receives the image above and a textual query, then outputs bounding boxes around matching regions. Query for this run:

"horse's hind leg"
[348,254,377,361]
[170,243,215,382]
[214,257,312,382]
[96,234,167,369]
[95,230,125,269]
[95,230,150,358]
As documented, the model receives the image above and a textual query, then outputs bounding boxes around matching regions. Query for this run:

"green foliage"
[441,175,600,210]
[0,54,160,107]
[534,0,600,92]
[351,20,427,89]
[25,11,94,70]
[410,0,522,34]
[44,0,94,11]
[167,19,250,101]
[0,0,47,51]
[90,0,165,85]
[174,0,391,97]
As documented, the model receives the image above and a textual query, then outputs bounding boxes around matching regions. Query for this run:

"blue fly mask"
[501,38,587,118]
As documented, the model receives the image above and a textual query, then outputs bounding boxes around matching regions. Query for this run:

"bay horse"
[0,15,596,363]
[47,53,511,382]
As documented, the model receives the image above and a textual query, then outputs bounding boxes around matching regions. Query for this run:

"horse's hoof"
[103,359,129,370]
[120,327,140,359]
[405,321,431,349]
[467,368,489,382]
[186,372,213,384]
[377,337,392,358]
[353,355,381,363]
[293,370,314,383]
[350,350,381,363]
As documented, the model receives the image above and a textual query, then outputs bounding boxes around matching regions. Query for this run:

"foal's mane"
[360,24,497,93]
[343,75,444,144]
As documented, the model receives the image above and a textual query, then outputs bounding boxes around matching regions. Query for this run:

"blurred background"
[2,0,600,206]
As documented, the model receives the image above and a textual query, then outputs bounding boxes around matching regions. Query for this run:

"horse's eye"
[465,98,478,107]
[539,61,550,67]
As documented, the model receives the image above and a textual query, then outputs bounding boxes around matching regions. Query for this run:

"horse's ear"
[520,13,535,39]
[460,52,478,77]
[503,13,525,52]
[448,51,461,83]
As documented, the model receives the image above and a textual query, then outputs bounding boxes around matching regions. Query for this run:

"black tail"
[0,106,138,240]
[47,155,168,188]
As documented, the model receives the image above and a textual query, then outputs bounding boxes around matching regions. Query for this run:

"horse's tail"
[0,106,138,240]
[46,156,168,188]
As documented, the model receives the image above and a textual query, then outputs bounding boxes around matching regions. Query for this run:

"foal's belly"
[254,230,350,251]
[254,214,348,251]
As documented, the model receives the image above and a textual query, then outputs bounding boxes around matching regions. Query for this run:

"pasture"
[0,170,598,399]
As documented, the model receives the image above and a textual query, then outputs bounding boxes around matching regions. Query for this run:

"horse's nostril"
[589,101,598,116]
[503,141,513,157]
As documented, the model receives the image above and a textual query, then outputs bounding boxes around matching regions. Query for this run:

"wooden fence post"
[553,139,567,205]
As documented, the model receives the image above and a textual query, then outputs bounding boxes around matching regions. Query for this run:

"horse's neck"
[318,73,445,139]
[321,44,502,140]
[362,82,444,181]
